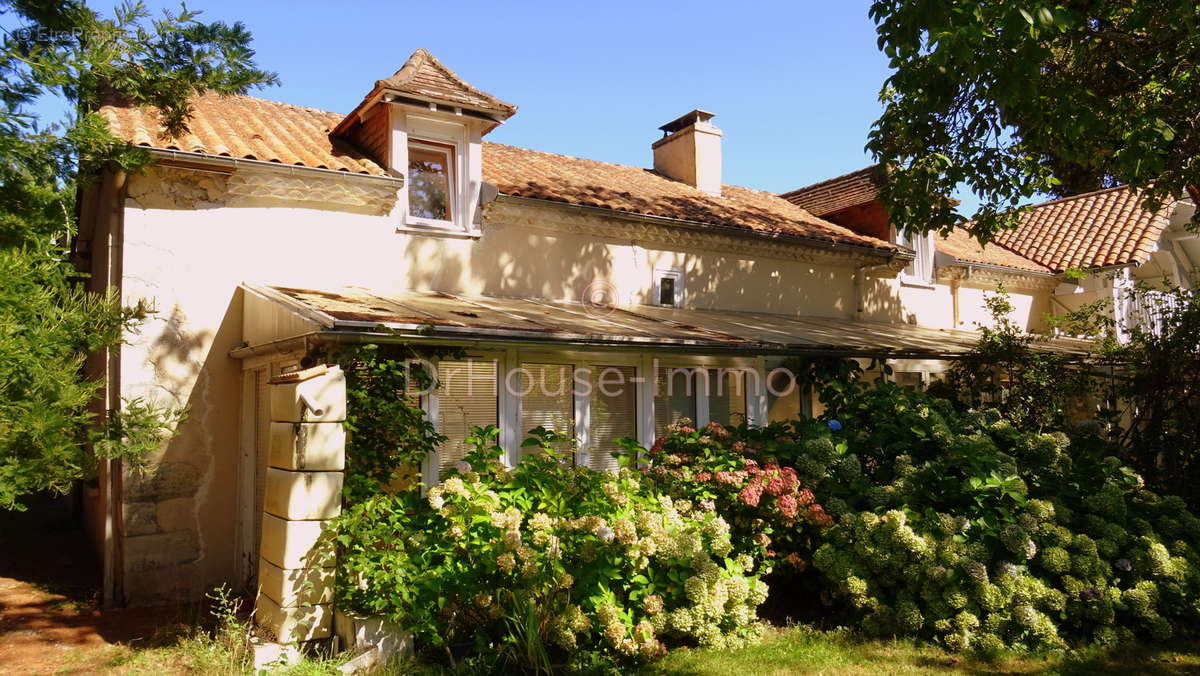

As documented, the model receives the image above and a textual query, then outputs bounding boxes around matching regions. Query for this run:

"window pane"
[894,371,924,390]
[409,144,453,221]
[520,363,574,454]
[589,366,637,472]
[437,359,497,473]
[708,370,747,426]
[659,276,675,305]
[655,367,697,434]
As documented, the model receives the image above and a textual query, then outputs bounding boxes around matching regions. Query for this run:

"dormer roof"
[332,48,516,138]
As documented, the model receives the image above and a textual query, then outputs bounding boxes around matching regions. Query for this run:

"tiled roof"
[100,93,898,253]
[936,228,1051,273]
[375,48,516,119]
[99,92,388,176]
[989,186,1171,272]
[482,144,897,250]
[780,165,883,217]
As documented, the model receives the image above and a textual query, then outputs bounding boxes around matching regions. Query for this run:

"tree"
[0,1,276,509]
[868,1,1200,241]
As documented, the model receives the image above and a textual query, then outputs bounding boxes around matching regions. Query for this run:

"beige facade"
[89,159,1059,605]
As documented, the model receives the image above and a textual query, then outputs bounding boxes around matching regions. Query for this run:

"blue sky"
[119,0,895,196]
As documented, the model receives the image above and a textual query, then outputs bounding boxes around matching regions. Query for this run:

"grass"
[642,626,1200,676]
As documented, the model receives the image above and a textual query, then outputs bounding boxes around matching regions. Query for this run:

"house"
[784,166,1198,341]
[81,48,1094,611]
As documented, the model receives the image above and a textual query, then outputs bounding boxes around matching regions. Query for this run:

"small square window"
[409,140,455,222]
[655,269,684,307]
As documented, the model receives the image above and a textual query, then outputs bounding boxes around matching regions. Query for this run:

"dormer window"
[329,48,517,238]
[408,140,455,222]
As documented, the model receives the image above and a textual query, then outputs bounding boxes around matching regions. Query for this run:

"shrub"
[626,382,1200,652]
[624,420,832,571]
[327,427,767,671]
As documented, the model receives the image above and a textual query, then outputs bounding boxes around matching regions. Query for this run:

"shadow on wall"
[120,290,244,607]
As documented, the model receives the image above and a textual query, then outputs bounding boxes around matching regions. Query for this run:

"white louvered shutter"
[655,366,697,434]
[519,363,575,454]
[588,365,637,471]
[708,370,748,426]
[436,359,498,474]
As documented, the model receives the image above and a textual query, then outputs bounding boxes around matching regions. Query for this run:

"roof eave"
[493,194,907,263]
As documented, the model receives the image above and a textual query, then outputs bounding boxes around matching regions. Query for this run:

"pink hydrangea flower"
[739,484,762,507]
[777,493,798,520]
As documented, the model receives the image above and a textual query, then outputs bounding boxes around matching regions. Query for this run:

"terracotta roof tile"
[377,48,516,118]
[781,165,884,217]
[936,228,1051,273]
[101,93,898,253]
[990,186,1171,272]
[482,143,897,250]
[99,92,388,176]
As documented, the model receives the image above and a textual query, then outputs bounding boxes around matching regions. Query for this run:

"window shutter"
[436,359,498,473]
[708,370,748,426]
[655,366,697,434]
[519,363,575,452]
[588,365,637,471]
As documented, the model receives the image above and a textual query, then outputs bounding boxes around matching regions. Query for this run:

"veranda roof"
[235,284,1092,360]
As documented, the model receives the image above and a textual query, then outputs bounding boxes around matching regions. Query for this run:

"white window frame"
[894,226,935,286]
[389,106,482,238]
[648,356,767,431]
[418,349,770,485]
[406,139,458,229]
[510,350,643,469]
[421,351,510,487]
[654,268,685,307]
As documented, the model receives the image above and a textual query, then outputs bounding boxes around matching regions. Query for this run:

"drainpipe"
[100,168,127,608]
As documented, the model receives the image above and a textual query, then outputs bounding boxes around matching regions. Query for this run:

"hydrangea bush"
[800,384,1200,652]
[327,426,767,671]
[628,382,1200,653]
[622,420,833,571]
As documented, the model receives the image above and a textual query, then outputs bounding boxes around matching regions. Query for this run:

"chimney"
[652,110,722,196]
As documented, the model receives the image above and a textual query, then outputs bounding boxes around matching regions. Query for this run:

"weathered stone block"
[155,497,194,533]
[259,513,331,569]
[264,468,342,521]
[258,558,334,607]
[124,502,158,536]
[270,367,346,423]
[269,422,345,471]
[255,594,330,643]
[124,461,201,502]
[124,530,200,572]
[334,610,412,663]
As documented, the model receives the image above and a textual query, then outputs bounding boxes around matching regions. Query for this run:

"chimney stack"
[652,110,722,196]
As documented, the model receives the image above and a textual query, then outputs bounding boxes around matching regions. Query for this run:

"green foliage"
[932,288,1101,430]
[0,250,184,509]
[1100,285,1200,507]
[0,1,274,508]
[327,428,767,672]
[801,383,1200,652]
[868,0,1200,241]
[623,419,833,572]
[336,344,449,504]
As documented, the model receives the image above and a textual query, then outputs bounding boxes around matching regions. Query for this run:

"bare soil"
[0,493,180,675]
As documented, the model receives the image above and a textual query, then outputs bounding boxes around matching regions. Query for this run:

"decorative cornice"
[225,171,398,214]
[131,163,399,215]
[936,264,1060,292]
[485,196,910,271]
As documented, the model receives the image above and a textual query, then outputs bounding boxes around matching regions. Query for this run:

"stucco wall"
[114,165,1053,603]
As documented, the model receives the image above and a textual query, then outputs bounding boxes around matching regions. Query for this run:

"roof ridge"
[780,164,881,198]
[377,47,516,116]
